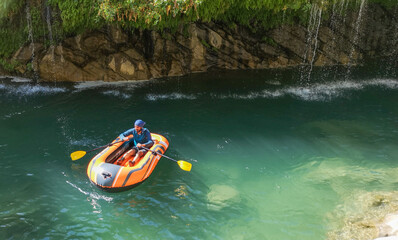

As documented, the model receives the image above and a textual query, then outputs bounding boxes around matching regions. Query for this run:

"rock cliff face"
[10,3,398,82]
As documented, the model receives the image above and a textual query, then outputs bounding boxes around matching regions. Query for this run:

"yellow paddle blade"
[177,160,192,172]
[70,151,86,161]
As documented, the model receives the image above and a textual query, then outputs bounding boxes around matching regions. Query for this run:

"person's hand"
[123,137,129,141]
[136,143,142,148]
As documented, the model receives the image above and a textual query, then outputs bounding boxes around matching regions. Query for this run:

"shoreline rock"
[2,3,397,82]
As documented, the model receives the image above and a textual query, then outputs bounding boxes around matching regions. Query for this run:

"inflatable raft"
[87,133,169,192]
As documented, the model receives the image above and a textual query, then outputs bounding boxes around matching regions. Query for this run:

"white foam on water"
[0,76,33,82]
[266,80,282,86]
[10,77,33,83]
[3,111,25,119]
[69,138,99,146]
[213,79,398,101]
[286,79,398,101]
[366,78,398,88]
[101,90,131,99]
[73,80,148,90]
[0,83,67,96]
[66,180,113,202]
[146,93,197,101]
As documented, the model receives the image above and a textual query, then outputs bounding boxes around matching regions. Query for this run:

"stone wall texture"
[9,3,398,82]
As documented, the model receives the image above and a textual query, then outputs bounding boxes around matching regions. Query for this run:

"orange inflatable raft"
[87,133,169,192]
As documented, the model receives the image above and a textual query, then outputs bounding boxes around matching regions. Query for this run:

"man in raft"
[118,119,154,166]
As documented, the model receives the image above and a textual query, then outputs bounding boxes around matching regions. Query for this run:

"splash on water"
[146,93,197,101]
[0,83,66,96]
[65,180,113,203]
[102,90,131,99]
[69,138,100,147]
[73,80,148,90]
[211,79,398,101]
[10,77,33,83]
[3,111,26,119]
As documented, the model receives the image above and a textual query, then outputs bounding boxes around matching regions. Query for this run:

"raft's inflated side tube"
[87,133,169,192]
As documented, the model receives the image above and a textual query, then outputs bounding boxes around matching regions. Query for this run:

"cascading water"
[386,5,398,76]
[307,8,322,82]
[46,4,53,47]
[46,1,56,84]
[25,2,39,81]
[345,0,367,79]
[300,4,323,84]
[340,0,350,24]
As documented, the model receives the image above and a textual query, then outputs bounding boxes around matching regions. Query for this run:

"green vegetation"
[0,0,397,73]
[369,0,397,8]
[48,0,103,34]
[0,0,24,19]
[0,58,19,72]
[200,39,211,49]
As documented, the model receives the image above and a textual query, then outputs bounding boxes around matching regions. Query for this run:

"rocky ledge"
[9,3,398,82]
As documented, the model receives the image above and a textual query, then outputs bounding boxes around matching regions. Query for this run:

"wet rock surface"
[6,3,398,82]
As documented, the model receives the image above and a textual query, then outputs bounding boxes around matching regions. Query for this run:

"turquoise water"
[1,66,398,239]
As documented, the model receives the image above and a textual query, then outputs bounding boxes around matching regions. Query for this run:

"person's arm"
[119,129,134,140]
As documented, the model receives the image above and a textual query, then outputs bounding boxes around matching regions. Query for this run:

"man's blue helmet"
[134,119,146,127]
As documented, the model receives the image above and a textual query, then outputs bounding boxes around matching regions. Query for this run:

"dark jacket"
[119,128,153,147]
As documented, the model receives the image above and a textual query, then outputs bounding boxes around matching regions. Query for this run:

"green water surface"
[0,66,397,239]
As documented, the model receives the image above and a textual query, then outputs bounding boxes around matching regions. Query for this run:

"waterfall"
[46,4,53,47]
[339,0,346,15]
[25,2,39,81]
[307,8,322,82]
[341,0,350,24]
[385,5,398,76]
[300,4,323,84]
[46,1,56,83]
[345,0,367,79]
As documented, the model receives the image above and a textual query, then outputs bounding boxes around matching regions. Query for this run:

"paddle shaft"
[87,139,125,153]
[142,146,178,163]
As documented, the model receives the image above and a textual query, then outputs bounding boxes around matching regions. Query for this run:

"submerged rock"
[374,237,398,240]
[295,156,398,239]
[207,184,240,210]
[378,214,398,238]
[327,191,398,240]
[297,155,398,197]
